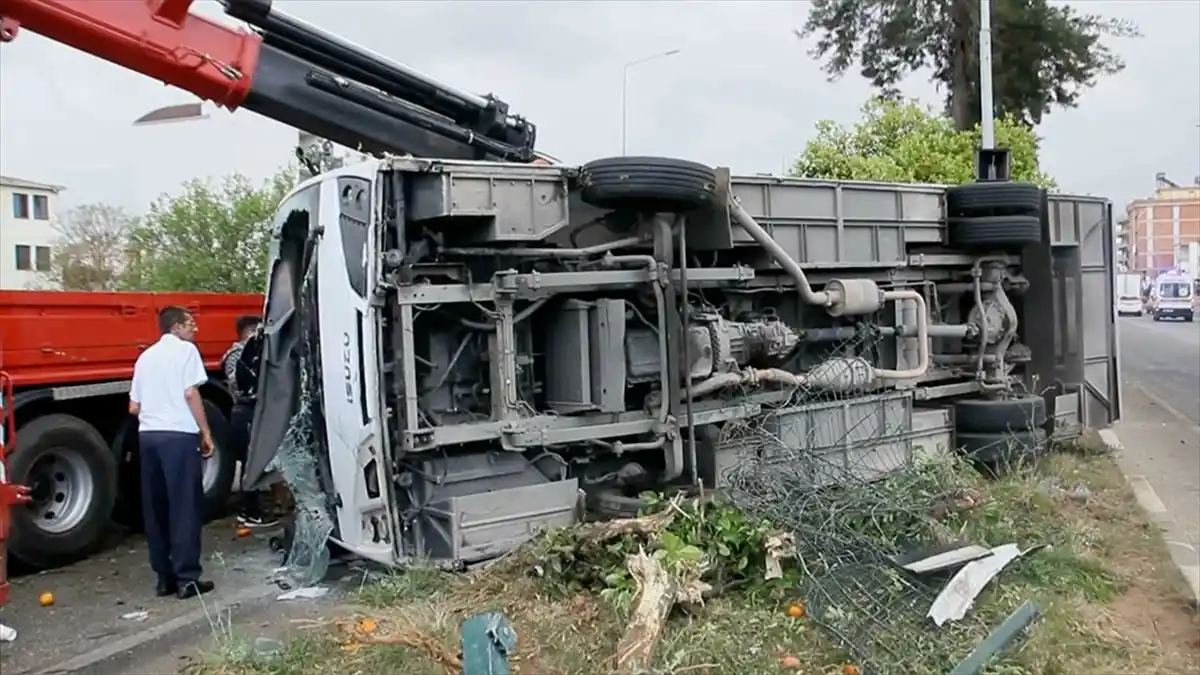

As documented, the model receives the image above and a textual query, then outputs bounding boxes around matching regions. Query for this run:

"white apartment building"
[0,175,65,290]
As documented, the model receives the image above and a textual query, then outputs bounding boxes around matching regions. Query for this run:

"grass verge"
[189,446,1200,675]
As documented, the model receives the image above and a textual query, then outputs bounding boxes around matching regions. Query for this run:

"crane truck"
[0,0,1121,579]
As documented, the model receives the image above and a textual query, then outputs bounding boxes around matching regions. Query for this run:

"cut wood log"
[614,549,677,673]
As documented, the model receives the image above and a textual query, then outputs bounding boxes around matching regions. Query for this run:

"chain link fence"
[723,324,996,674]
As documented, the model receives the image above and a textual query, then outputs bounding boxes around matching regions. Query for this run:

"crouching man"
[222,315,278,528]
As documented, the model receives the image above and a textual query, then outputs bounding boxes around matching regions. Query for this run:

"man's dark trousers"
[139,431,204,585]
[228,402,260,515]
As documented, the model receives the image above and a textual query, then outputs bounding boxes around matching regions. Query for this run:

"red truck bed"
[0,290,265,389]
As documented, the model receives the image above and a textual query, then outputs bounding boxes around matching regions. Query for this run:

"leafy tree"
[37,204,136,291]
[791,98,1056,188]
[121,168,296,293]
[798,0,1140,130]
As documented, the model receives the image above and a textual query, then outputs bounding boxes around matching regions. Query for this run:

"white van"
[1150,273,1194,322]
[1115,273,1144,316]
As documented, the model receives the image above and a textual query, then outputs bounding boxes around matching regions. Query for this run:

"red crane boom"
[0,0,536,161]
[0,0,259,109]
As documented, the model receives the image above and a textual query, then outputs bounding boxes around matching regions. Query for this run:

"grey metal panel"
[1048,196,1120,428]
[403,453,579,563]
[725,177,944,266]
[434,480,578,564]
[590,299,628,413]
[1048,197,1081,246]
[911,408,953,462]
[543,299,628,414]
[1052,392,1082,441]
[764,391,915,486]
[406,166,571,242]
[1077,199,1120,426]
[544,300,595,413]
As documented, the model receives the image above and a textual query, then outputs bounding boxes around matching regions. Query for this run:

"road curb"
[1099,428,1200,607]
[23,584,281,675]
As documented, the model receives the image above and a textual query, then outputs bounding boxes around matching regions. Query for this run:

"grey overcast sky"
[1,0,1197,215]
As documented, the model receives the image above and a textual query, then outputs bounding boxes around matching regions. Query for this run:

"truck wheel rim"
[27,448,95,535]
[202,443,221,495]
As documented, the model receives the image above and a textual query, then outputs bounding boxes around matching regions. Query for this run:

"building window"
[14,245,31,271]
[12,192,29,219]
[32,194,49,220]
[11,245,48,272]
[35,245,51,272]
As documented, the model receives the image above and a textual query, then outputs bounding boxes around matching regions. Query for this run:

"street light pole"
[621,49,681,155]
[979,0,995,150]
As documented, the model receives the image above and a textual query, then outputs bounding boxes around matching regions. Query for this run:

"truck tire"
[954,396,1047,434]
[578,156,717,212]
[110,415,143,529]
[948,215,1042,250]
[585,486,649,519]
[956,429,1048,465]
[946,182,1042,218]
[200,400,237,520]
[111,400,237,528]
[7,414,118,569]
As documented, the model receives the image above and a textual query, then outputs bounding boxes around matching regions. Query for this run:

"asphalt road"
[1118,314,1200,426]
[0,519,288,674]
[1114,314,1200,599]
[0,517,361,675]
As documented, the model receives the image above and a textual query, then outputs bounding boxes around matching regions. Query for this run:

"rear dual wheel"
[953,395,1049,471]
[946,182,1044,251]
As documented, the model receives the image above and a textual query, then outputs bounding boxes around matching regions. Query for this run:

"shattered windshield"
[252,184,336,590]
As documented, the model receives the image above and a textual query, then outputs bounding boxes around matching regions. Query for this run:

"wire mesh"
[724,323,993,674]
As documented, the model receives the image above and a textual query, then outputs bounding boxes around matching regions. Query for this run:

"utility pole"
[621,49,681,155]
[978,0,995,150]
[974,0,1008,181]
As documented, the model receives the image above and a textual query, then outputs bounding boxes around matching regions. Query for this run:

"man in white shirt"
[129,306,216,600]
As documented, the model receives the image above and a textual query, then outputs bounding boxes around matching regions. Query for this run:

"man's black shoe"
[176,580,215,600]
[155,579,178,597]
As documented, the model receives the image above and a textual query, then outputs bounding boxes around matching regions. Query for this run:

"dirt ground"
[189,449,1200,675]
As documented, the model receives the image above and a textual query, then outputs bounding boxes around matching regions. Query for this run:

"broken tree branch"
[579,494,685,547]
[614,549,677,673]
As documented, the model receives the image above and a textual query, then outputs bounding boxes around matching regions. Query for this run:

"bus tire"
[8,414,118,569]
[578,156,718,212]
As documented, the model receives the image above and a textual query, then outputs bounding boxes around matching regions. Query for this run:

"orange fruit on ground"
[786,602,805,618]
[236,527,252,538]
[843,665,861,675]
[38,592,55,607]
[780,655,801,670]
